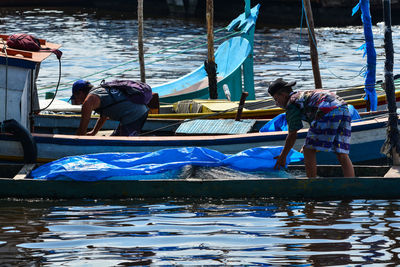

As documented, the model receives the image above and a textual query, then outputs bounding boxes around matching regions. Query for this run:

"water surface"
[1,199,400,265]
[1,7,399,100]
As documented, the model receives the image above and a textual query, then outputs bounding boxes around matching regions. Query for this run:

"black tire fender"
[2,119,37,163]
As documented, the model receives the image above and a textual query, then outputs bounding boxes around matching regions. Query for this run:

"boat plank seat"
[13,164,36,180]
[175,119,256,135]
[384,166,400,177]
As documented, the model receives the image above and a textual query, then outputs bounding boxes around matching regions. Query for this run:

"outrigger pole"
[303,0,322,89]
[205,0,218,99]
[138,0,146,82]
[381,0,400,165]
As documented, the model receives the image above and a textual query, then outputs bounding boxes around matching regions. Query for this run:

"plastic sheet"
[259,113,288,132]
[30,147,304,181]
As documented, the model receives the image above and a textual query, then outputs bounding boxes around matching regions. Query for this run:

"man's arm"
[87,116,108,136]
[76,94,100,135]
[274,130,298,170]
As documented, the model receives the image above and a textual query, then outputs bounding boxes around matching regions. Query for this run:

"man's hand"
[274,130,298,170]
[274,154,287,170]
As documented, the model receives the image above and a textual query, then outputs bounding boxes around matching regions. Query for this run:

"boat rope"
[1,38,8,120]
[35,58,62,112]
[297,0,367,81]
[352,111,399,122]
[37,28,224,91]
[37,27,238,96]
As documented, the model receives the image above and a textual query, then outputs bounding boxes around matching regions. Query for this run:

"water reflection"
[0,199,399,265]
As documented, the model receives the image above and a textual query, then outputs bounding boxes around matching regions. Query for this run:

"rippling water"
[1,7,400,100]
[2,7,400,265]
[1,199,400,265]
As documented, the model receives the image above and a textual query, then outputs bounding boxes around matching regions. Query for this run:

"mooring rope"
[38,27,237,96]
[297,0,368,81]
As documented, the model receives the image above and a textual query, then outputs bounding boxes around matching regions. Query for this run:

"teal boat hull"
[0,165,396,200]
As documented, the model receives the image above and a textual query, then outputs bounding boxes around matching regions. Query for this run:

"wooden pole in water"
[303,0,322,89]
[205,0,218,99]
[138,0,146,83]
[382,0,400,165]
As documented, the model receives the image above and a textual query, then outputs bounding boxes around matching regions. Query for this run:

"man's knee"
[303,147,316,155]
[336,152,350,162]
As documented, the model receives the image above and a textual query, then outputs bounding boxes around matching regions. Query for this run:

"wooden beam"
[303,0,322,89]
[382,0,400,165]
[205,0,218,99]
[138,0,146,83]
[1,48,33,58]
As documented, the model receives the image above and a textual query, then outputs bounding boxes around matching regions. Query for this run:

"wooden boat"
[1,162,399,200]
[37,77,400,124]
[0,112,396,164]
[0,1,396,169]
[149,80,400,120]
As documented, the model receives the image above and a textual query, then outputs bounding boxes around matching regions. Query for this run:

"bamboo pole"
[303,0,322,89]
[382,0,400,165]
[138,0,146,83]
[205,0,218,99]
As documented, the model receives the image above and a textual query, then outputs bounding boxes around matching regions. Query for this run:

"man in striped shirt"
[269,78,355,178]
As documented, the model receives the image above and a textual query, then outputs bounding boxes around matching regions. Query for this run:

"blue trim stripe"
[0,57,37,69]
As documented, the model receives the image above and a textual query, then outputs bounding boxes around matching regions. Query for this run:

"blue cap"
[72,80,90,94]
[70,80,92,101]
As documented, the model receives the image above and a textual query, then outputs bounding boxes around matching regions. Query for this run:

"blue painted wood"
[0,57,36,69]
[153,36,252,103]
[0,115,390,164]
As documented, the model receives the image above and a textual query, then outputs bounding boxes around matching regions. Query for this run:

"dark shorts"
[111,111,148,137]
[304,105,352,154]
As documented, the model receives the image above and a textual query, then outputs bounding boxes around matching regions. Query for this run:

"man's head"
[268,78,296,109]
[70,80,93,105]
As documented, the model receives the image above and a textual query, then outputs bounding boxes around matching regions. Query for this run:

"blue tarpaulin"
[259,113,288,132]
[30,147,304,181]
